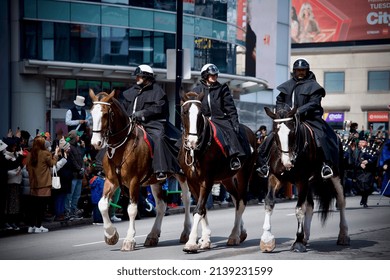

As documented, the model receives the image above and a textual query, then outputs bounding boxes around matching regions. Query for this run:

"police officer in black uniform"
[257,58,338,179]
[192,63,248,170]
[121,64,180,180]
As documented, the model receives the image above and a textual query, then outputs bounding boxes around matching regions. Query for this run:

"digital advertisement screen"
[291,0,390,43]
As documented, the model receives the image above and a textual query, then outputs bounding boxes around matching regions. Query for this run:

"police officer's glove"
[234,125,240,134]
[131,111,143,122]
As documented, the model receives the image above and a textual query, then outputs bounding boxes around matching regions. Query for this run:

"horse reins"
[92,100,134,159]
[181,99,212,166]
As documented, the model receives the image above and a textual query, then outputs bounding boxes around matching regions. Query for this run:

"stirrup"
[321,165,333,179]
[256,165,269,178]
[230,157,241,170]
[156,172,167,181]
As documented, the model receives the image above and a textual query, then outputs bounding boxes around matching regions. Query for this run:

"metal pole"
[175,0,183,129]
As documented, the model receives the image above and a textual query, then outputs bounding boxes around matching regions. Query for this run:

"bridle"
[181,99,211,166]
[92,100,134,159]
[273,115,302,162]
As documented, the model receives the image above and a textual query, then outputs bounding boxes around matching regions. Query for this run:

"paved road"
[0,195,389,261]
[1,195,389,279]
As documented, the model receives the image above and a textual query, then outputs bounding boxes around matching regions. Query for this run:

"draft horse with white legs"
[179,91,257,253]
[89,89,192,251]
[259,105,350,253]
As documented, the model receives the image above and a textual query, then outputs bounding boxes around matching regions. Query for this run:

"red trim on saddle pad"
[137,125,154,158]
[209,120,228,157]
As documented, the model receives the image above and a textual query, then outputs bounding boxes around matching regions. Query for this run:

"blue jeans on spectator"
[54,193,66,217]
[206,192,214,209]
[65,178,82,214]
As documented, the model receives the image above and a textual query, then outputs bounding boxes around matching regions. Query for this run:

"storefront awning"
[21,59,269,93]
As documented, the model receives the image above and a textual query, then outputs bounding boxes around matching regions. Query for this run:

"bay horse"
[259,105,350,252]
[89,89,192,251]
[179,91,257,253]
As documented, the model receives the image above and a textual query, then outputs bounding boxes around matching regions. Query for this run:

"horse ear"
[89,88,97,101]
[109,89,116,99]
[265,107,276,119]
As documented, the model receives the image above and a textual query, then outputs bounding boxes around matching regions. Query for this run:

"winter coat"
[192,80,247,157]
[121,82,180,174]
[26,150,58,197]
[67,144,84,179]
[55,157,73,194]
[89,176,104,204]
[276,71,339,167]
[4,150,23,185]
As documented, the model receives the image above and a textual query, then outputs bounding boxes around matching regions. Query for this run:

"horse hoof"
[337,235,350,246]
[239,230,248,243]
[121,240,136,251]
[260,239,275,252]
[291,242,307,252]
[144,236,159,247]
[199,241,211,250]
[227,236,240,246]
[183,244,199,253]
[104,231,119,245]
[180,232,189,244]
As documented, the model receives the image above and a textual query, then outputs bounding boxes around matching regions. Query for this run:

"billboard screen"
[291,0,390,43]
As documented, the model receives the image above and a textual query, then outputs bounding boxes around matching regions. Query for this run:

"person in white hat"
[65,95,91,135]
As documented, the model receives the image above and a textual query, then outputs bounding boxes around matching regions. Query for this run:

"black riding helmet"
[293,58,310,80]
[201,63,219,80]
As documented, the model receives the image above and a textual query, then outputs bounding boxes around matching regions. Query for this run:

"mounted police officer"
[257,58,338,179]
[121,64,180,180]
[192,63,248,170]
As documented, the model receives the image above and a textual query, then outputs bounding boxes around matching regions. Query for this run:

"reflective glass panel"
[71,3,101,24]
[368,71,390,91]
[37,0,70,21]
[129,8,153,29]
[102,5,128,26]
[324,72,345,93]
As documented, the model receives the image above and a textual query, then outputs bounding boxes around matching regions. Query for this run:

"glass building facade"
[21,0,246,75]
[1,0,271,137]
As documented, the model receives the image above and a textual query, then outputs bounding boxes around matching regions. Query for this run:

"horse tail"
[311,178,335,225]
[313,137,345,224]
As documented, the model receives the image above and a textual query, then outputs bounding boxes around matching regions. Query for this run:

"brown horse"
[259,105,350,252]
[89,89,192,251]
[179,91,257,253]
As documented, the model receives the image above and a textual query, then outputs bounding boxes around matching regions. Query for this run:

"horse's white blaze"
[187,103,199,148]
[91,104,103,147]
[278,123,292,168]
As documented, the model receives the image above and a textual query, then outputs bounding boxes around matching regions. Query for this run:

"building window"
[368,71,390,91]
[324,71,345,93]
